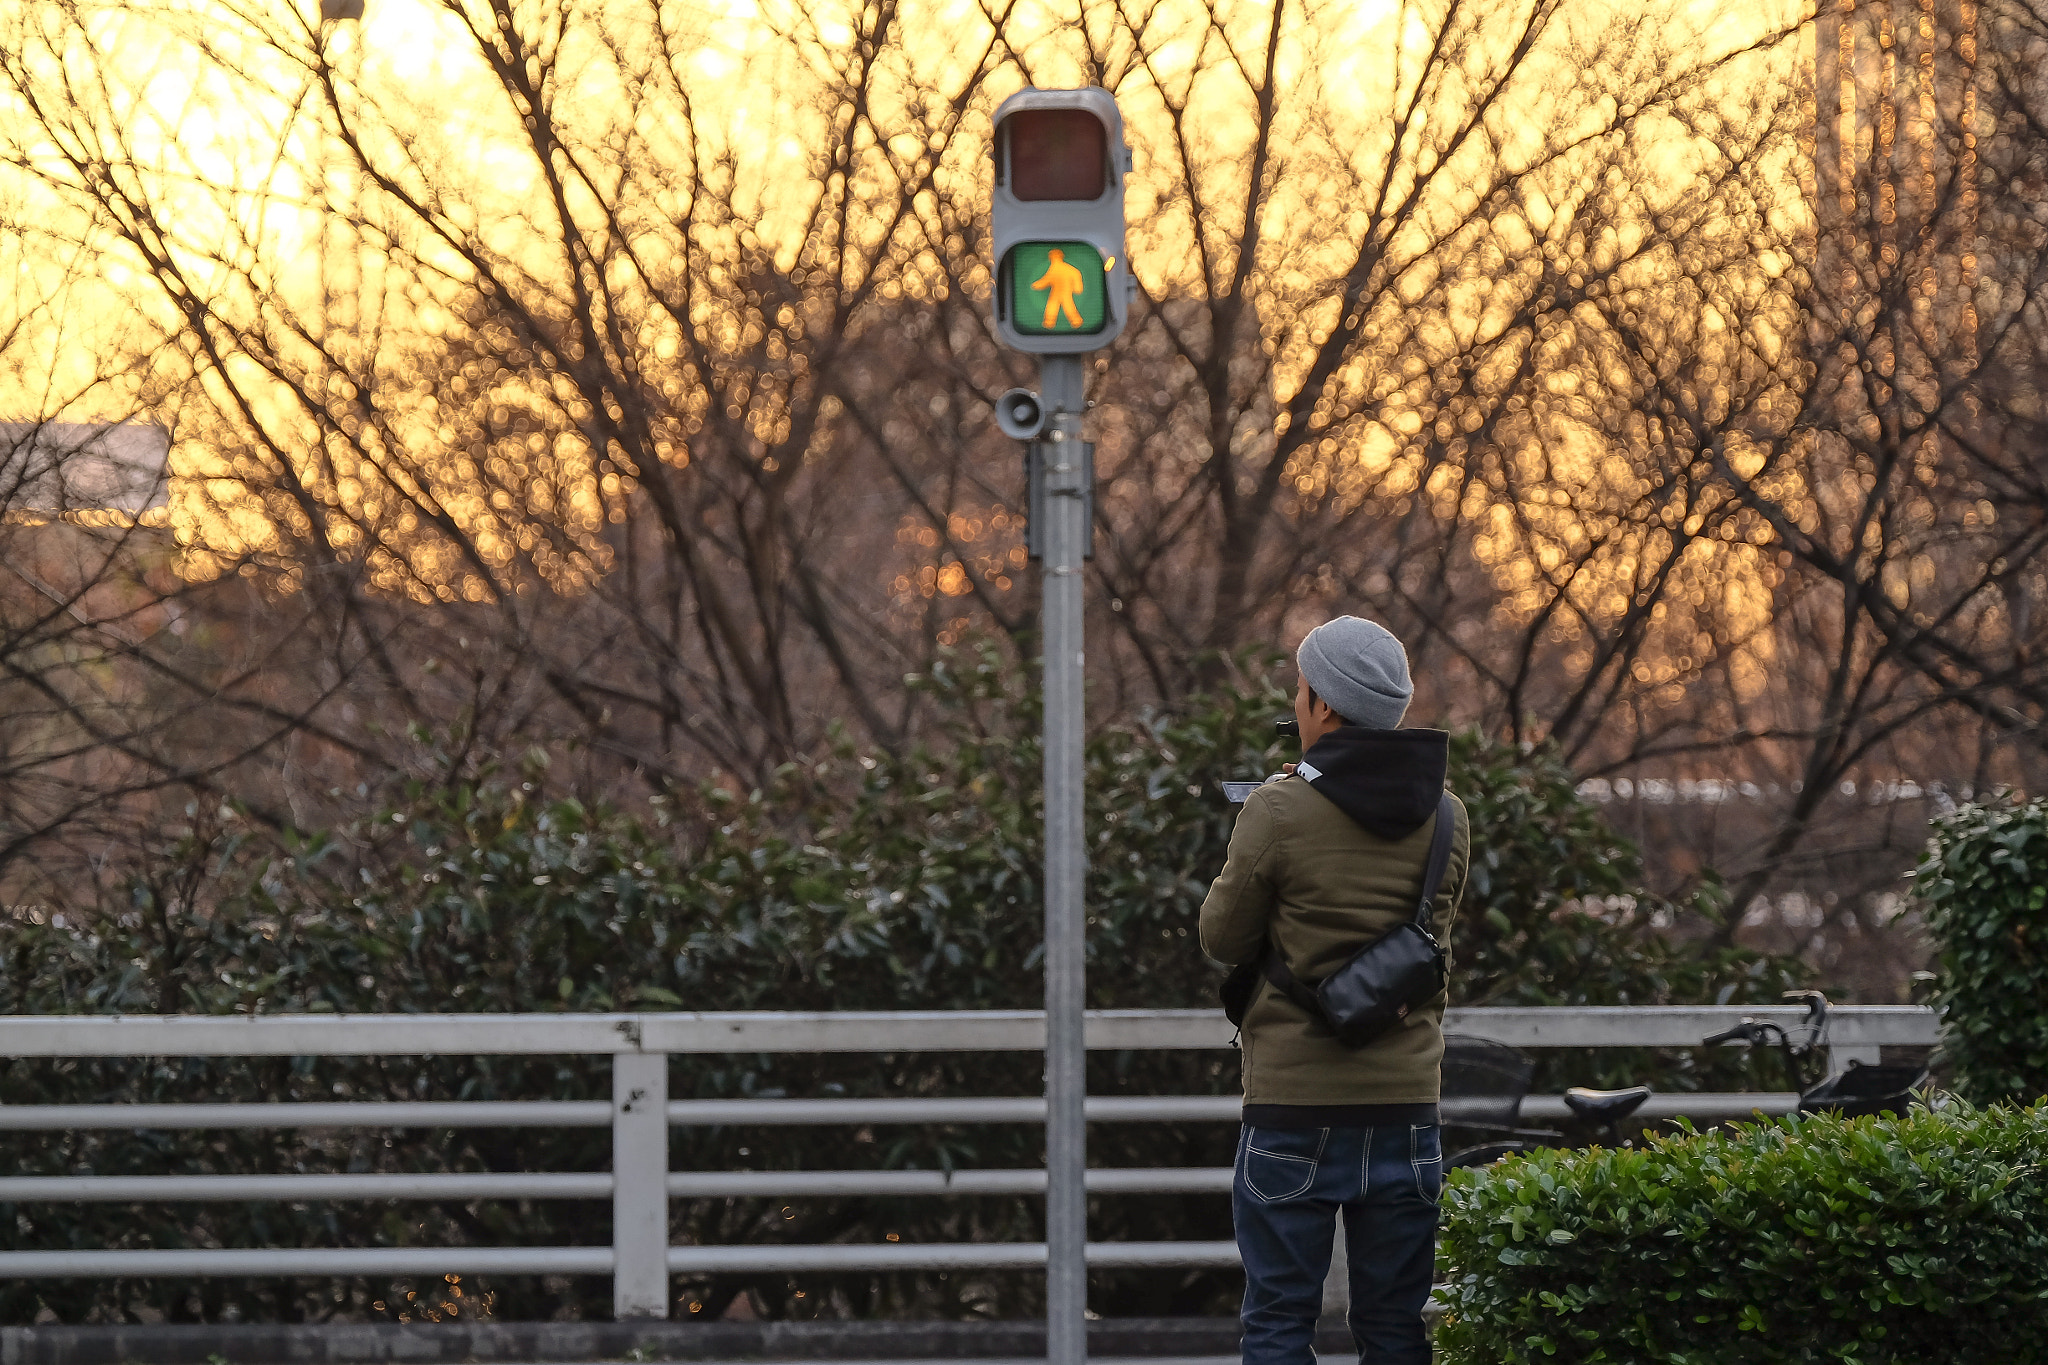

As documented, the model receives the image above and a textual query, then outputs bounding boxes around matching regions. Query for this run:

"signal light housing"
[990,88,1130,354]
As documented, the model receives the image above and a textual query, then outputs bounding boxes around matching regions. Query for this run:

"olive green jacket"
[1199,775,1470,1108]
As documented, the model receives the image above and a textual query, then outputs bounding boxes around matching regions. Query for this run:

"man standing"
[1200,616,1470,1364]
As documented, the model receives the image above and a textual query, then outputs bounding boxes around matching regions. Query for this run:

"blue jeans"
[1232,1122,1442,1364]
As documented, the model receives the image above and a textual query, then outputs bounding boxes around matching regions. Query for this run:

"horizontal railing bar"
[665,1169,1235,1197]
[665,1241,1243,1272]
[0,1102,613,1131]
[0,1014,655,1058]
[665,1096,1244,1125]
[668,1092,1807,1126]
[0,1097,1125,1131]
[0,1173,612,1202]
[0,1247,613,1278]
[0,1093,1810,1134]
[0,1169,1237,1203]
[0,1241,1243,1278]
[0,1012,1076,1057]
[648,1011,1236,1056]
[671,1097,1033,1126]
[0,1006,1941,1058]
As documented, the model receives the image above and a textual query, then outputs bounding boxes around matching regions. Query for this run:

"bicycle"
[1703,989,1931,1118]
[1442,1033,1653,1169]
[1444,990,1932,1169]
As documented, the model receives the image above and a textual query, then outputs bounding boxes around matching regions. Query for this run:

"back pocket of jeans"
[1240,1126,1326,1202]
[1410,1124,1443,1201]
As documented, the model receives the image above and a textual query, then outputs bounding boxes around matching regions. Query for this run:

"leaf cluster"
[1435,1103,2048,1363]
[1914,799,2048,1105]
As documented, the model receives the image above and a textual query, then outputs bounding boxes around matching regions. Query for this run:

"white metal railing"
[0,1005,1938,1316]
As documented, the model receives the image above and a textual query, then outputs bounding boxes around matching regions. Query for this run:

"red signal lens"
[1006,109,1107,201]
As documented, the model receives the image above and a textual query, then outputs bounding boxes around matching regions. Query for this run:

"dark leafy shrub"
[1436,1102,2048,1363]
[2,650,1794,1324]
[1914,798,2048,1104]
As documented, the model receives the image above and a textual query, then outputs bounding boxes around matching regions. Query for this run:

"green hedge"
[1915,797,2048,1104]
[1435,1103,2048,1363]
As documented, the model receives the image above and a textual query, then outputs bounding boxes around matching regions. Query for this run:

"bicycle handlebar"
[1702,993,1832,1056]
[1702,1019,1786,1049]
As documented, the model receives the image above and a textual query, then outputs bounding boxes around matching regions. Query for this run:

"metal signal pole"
[1035,354,1090,1365]
[987,86,1127,1361]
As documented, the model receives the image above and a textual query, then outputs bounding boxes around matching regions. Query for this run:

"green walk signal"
[1006,242,1108,336]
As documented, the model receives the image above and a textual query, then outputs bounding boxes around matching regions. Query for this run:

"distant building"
[1810,0,2048,419]
[0,421,171,517]
[1813,0,1981,351]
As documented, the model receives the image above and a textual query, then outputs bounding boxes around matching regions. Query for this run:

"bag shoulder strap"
[1259,790,1459,1007]
[1409,790,1458,932]
[1260,946,1324,1018]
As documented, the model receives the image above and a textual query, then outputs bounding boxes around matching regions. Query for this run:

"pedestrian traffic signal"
[990,88,1130,353]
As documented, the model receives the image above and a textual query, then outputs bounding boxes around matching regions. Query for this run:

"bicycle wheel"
[1447,1140,1541,1169]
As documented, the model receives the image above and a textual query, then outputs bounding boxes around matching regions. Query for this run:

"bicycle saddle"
[1563,1085,1652,1122]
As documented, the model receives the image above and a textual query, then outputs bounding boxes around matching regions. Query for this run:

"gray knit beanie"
[1295,615,1413,730]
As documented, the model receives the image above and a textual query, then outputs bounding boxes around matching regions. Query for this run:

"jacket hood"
[1295,727,1448,840]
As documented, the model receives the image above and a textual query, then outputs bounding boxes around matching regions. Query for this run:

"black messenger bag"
[1221,791,1457,1049]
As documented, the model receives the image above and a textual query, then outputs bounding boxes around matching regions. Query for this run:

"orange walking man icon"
[1032,249,1086,330]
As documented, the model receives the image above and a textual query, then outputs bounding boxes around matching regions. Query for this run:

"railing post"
[612,1050,669,1319]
